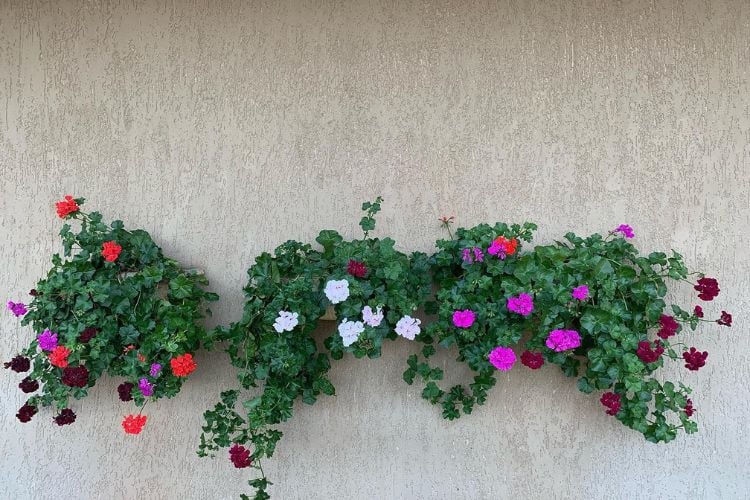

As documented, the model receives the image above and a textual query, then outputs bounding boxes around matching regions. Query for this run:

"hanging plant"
[5,196,219,432]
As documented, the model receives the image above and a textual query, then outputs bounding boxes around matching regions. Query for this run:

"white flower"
[362,305,384,327]
[324,279,350,304]
[395,315,421,340]
[338,318,365,347]
[273,311,299,333]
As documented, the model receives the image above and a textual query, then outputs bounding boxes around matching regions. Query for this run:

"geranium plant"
[5,196,218,432]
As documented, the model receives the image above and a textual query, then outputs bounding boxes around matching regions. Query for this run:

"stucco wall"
[1,1,749,498]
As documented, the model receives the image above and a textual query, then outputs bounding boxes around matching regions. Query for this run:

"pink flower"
[545,329,581,352]
[452,309,476,328]
[507,293,534,316]
[461,247,484,264]
[613,224,635,238]
[572,285,589,301]
[488,346,516,371]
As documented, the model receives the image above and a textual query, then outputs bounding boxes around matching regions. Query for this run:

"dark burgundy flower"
[61,365,89,388]
[118,382,134,402]
[636,340,664,364]
[54,408,76,426]
[4,355,30,373]
[229,444,252,468]
[16,402,37,423]
[717,311,732,327]
[600,392,621,416]
[657,315,680,339]
[19,377,39,393]
[346,259,368,278]
[694,277,720,301]
[78,327,99,343]
[693,305,704,318]
[29,289,41,297]
[684,399,695,417]
[520,350,544,369]
[683,347,708,371]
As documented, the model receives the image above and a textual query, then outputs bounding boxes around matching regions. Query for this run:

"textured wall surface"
[1,1,749,498]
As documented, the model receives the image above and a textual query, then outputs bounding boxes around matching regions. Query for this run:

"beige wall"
[1,1,749,498]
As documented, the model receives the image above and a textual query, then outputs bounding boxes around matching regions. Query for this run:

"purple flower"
[488,346,516,371]
[138,378,154,397]
[572,285,589,301]
[507,293,534,316]
[613,224,635,239]
[545,329,581,352]
[7,301,28,317]
[461,247,484,264]
[37,329,58,351]
[149,363,162,377]
[452,309,476,328]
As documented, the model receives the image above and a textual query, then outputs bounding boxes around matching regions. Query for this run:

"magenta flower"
[149,363,162,377]
[462,247,484,264]
[613,224,635,238]
[545,329,581,352]
[507,293,534,316]
[37,329,58,351]
[452,309,476,328]
[7,301,28,317]
[138,378,154,397]
[488,346,516,371]
[572,285,589,301]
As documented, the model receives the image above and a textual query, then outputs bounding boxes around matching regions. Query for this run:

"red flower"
[4,355,30,372]
[19,377,39,393]
[694,277,720,301]
[101,241,122,262]
[55,195,79,218]
[693,306,704,318]
[137,353,146,363]
[229,444,252,468]
[122,414,147,434]
[520,350,544,369]
[49,346,71,368]
[16,402,38,423]
[170,353,197,377]
[600,392,621,416]
[636,340,664,364]
[54,409,77,426]
[717,311,732,327]
[117,382,135,402]
[78,327,98,343]
[61,365,89,388]
[346,260,368,278]
[684,399,695,417]
[656,315,680,339]
[683,347,708,371]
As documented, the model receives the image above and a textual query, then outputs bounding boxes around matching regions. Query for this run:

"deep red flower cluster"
[636,340,664,364]
[78,327,99,343]
[55,195,80,218]
[684,399,695,417]
[520,350,544,369]
[600,392,621,416]
[101,241,122,262]
[54,409,77,426]
[229,444,252,468]
[346,259,368,278]
[19,377,39,393]
[683,347,708,371]
[62,365,89,387]
[117,382,135,401]
[693,305,704,318]
[170,353,197,377]
[4,355,30,373]
[656,315,680,339]
[694,277,720,301]
[16,402,37,423]
[717,311,732,327]
[122,414,147,434]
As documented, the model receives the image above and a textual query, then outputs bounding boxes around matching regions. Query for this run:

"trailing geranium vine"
[4,197,732,499]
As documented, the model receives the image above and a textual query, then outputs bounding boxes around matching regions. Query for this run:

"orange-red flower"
[122,414,147,434]
[137,353,146,363]
[55,195,79,218]
[170,353,197,377]
[49,346,71,368]
[101,241,122,262]
[488,236,518,257]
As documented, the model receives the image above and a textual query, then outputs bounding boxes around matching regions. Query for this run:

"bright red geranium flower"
[122,414,147,434]
[101,241,122,262]
[346,259,368,278]
[170,353,197,377]
[520,350,544,369]
[55,195,79,218]
[49,346,71,368]
[600,392,621,416]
